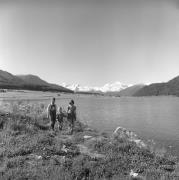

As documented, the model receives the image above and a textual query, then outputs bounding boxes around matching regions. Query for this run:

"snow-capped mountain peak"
[61,82,130,93]
[100,82,129,92]
[61,83,80,92]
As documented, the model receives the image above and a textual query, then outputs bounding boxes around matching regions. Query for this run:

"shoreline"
[0,105,178,179]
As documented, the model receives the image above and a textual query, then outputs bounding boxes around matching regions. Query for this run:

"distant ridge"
[134,76,179,96]
[117,84,145,96]
[17,74,50,86]
[0,70,24,86]
[0,70,73,93]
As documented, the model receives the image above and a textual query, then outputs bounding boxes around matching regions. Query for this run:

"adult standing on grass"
[67,99,76,134]
[47,97,58,131]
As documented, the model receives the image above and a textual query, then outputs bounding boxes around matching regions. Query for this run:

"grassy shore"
[0,101,178,180]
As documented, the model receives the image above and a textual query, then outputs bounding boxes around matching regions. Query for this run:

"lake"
[55,95,179,156]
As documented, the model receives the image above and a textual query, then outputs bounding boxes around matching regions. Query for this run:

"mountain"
[62,82,129,93]
[17,75,49,86]
[61,83,104,92]
[61,83,85,92]
[118,84,145,96]
[0,70,73,93]
[106,84,145,97]
[0,70,24,87]
[16,75,73,93]
[100,82,129,92]
[134,76,179,96]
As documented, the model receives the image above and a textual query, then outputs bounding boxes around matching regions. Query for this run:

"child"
[57,107,64,131]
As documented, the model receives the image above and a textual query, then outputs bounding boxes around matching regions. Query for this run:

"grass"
[0,101,178,179]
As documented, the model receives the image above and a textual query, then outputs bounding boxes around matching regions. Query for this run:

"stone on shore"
[112,126,147,148]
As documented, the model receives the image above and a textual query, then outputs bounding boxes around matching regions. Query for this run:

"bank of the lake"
[1,92,179,157]
[0,102,178,180]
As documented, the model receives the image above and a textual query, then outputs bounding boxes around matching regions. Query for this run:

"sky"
[0,0,179,86]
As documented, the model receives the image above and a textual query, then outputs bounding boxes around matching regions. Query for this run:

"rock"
[84,135,93,139]
[26,154,43,167]
[28,154,42,160]
[132,139,147,149]
[130,170,138,177]
[61,145,69,153]
[113,126,137,139]
[112,126,147,148]
[89,152,105,159]
[129,170,146,180]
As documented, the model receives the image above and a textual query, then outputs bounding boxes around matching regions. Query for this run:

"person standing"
[67,99,76,134]
[47,97,58,131]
